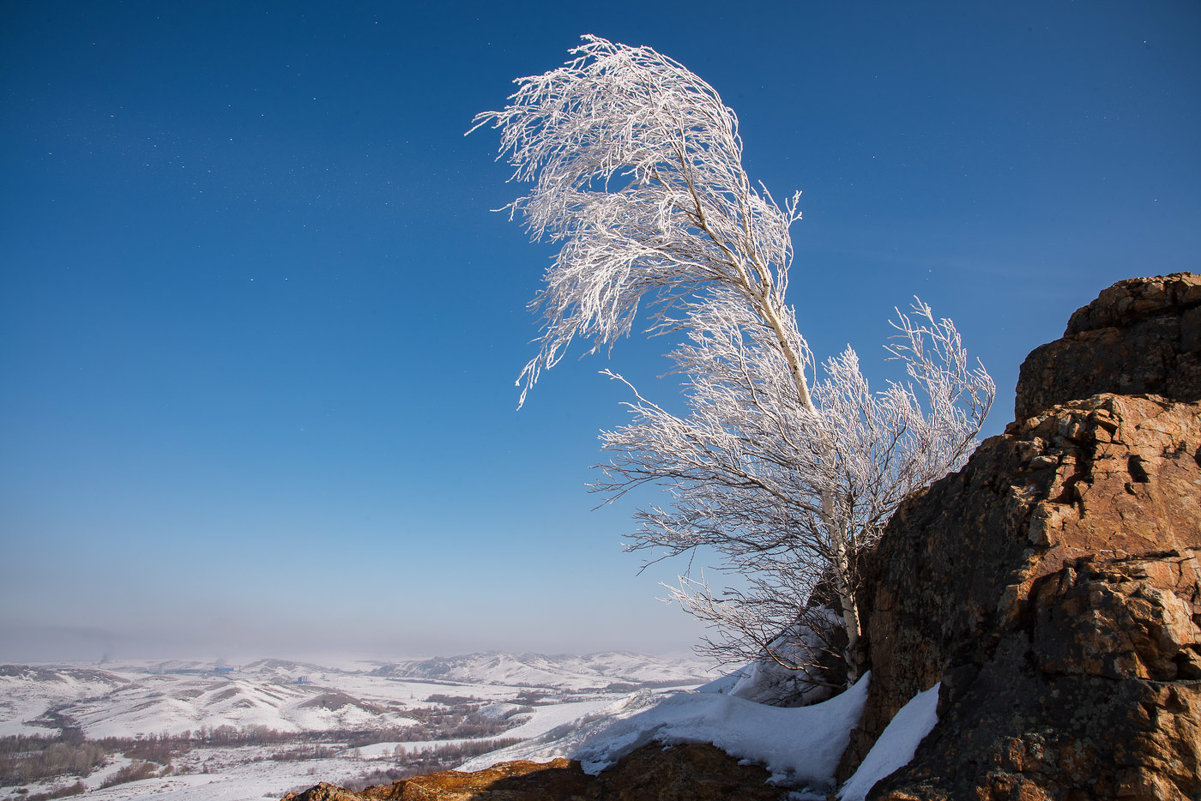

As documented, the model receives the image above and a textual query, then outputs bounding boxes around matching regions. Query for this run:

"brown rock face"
[1016,273,1201,420]
[591,742,784,801]
[841,273,1201,800]
[281,759,589,801]
[281,743,786,801]
[283,783,397,801]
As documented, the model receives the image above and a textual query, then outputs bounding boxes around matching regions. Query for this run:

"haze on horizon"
[2,2,1198,665]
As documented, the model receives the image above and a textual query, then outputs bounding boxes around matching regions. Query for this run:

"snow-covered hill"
[0,653,717,799]
[61,674,419,738]
[0,652,711,740]
[0,665,130,736]
[372,651,712,690]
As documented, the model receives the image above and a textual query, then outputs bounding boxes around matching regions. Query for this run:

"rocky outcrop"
[284,783,391,801]
[840,273,1201,800]
[587,742,784,801]
[1016,272,1201,420]
[281,743,786,801]
[281,758,590,801]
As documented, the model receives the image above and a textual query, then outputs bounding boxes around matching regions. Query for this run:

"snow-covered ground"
[458,672,942,800]
[68,748,370,801]
[0,653,714,800]
[0,653,709,740]
[457,675,869,797]
[1,654,938,800]
[0,666,130,737]
[63,675,420,738]
[837,683,940,801]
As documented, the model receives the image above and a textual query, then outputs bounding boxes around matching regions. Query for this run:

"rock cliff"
[1015,273,1201,420]
[840,272,1201,799]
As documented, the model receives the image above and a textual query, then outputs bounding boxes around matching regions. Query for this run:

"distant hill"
[370,651,713,690]
[0,664,130,737]
[0,651,712,740]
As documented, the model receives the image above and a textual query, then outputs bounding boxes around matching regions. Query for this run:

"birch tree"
[473,36,994,687]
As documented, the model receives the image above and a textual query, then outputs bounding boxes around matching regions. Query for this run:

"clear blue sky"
[2,1,1198,662]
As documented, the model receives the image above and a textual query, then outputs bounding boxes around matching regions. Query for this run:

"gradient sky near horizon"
[2,1,1199,663]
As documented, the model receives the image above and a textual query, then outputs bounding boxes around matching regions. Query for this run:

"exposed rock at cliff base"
[281,742,786,801]
[283,783,390,801]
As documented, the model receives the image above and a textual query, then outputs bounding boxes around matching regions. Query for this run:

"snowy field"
[0,655,936,800]
[0,653,712,800]
[457,671,940,801]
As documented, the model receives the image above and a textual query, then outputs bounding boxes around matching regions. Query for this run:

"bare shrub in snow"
[23,780,87,800]
[475,36,993,686]
[0,735,110,785]
[99,759,162,788]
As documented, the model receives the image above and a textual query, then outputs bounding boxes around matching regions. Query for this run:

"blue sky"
[2,1,1198,662]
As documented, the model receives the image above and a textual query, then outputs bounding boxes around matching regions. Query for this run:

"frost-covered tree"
[473,36,994,686]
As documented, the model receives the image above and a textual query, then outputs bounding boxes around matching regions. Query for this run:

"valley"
[0,653,713,800]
